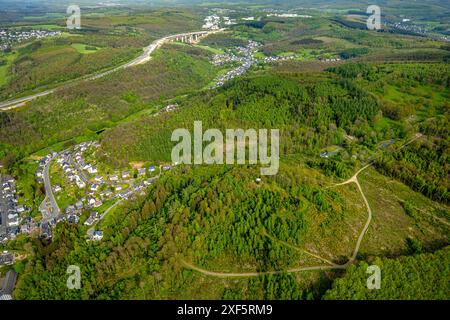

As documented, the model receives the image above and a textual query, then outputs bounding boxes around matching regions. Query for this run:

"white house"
[88,166,98,174]
[92,231,103,241]
[75,176,85,189]
[88,197,96,206]
[7,214,19,227]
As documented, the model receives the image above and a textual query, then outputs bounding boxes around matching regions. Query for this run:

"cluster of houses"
[0,176,27,243]
[318,57,341,63]
[387,20,428,36]
[202,15,221,30]
[55,141,163,221]
[35,151,57,184]
[202,14,237,30]
[212,40,261,87]
[266,13,312,18]
[73,141,100,172]
[0,175,44,243]
[19,216,38,236]
[262,55,297,63]
[1,139,174,244]
[211,51,244,66]
[117,176,155,200]
[0,29,61,51]
[212,41,343,79]
[223,17,237,26]
[55,141,100,190]
[84,211,100,226]
[52,142,165,237]
[0,251,13,266]
[65,194,103,215]
[161,104,178,113]
[57,152,86,189]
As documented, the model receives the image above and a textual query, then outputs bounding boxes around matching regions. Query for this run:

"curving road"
[0,29,223,111]
[39,156,61,221]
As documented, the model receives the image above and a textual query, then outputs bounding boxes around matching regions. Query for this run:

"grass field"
[71,43,100,54]
[0,51,18,86]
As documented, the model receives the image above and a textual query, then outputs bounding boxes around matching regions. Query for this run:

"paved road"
[0,175,7,235]
[0,270,17,295]
[87,198,123,237]
[39,157,60,220]
[0,90,56,111]
[0,29,223,111]
[68,154,88,183]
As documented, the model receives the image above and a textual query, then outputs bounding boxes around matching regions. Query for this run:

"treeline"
[323,246,450,299]
[1,40,139,99]
[375,118,449,204]
[200,33,248,49]
[13,163,351,299]
[339,47,369,59]
[0,45,217,163]
[329,62,450,87]
[331,18,368,30]
[100,71,386,170]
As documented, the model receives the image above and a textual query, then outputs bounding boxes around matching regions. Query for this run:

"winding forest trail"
[181,164,374,277]
[181,134,442,278]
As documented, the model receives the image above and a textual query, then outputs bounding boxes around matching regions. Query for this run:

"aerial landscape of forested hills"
[0,0,448,301]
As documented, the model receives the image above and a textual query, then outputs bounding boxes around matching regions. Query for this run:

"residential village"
[202,14,237,30]
[210,40,341,87]
[0,175,27,243]
[211,40,262,88]
[0,29,62,51]
[0,139,174,248]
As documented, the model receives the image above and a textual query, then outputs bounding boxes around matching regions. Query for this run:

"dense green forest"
[100,71,385,166]
[324,247,450,299]
[10,162,449,299]
[9,63,450,299]
[1,6,449,300]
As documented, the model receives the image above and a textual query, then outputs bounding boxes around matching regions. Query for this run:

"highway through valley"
[0,29,222,111]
